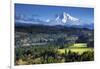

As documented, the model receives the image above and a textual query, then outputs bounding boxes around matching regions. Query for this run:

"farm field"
[58,43,93,55]
[58,48,93,55]
[69,43,87,48]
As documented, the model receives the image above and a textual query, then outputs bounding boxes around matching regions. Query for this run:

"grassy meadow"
[58,43,93,55]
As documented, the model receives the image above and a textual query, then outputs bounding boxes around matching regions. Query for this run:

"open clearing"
[58,43,93,55]
[58,48,93,55]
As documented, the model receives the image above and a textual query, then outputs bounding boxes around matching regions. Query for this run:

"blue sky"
[15,3,94,25]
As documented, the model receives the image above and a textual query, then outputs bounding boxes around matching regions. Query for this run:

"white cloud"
[46,19,50,22]
[15,20,39,24]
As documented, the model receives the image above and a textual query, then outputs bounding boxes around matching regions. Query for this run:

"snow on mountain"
[55,12,79,24]
[15,12,79,25]
[62,12,68,23]
[15,12,93,29]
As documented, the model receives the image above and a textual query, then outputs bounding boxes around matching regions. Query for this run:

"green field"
[69,43,87,48]
[58,48,93,55]
[58,43,93,55]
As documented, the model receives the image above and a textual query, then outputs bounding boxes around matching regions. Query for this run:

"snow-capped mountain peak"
[67,13,79,21]
[55,12,79,23]
[62,12,68,23]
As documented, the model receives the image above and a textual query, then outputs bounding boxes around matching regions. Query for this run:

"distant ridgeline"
[15,23,94,48]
